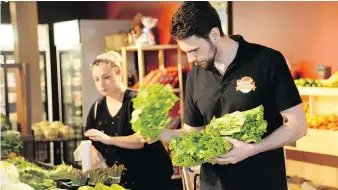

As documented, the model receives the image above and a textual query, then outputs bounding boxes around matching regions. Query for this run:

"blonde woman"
[84,51,173,190]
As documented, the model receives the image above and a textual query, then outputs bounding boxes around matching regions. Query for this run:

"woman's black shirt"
[85,90,173,189]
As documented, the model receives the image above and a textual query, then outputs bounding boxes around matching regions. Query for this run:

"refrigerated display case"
[53,19,133,127]
[0,24,53,127]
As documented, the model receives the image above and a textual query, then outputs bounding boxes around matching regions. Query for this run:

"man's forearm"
[108,135,144,149]
[253,123,307,154]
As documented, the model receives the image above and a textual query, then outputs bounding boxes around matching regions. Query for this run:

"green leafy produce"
[47,161,74,181]
[169,128,232,168]
[105,164,125,184]
[6,157,44,172]
[71,169,89,186]
[88,168,108,185]
[1,130,23,156]
[1,114,11,131]
[131,83,179,140]
[169,105,268,167]
[206,105,267,143]
[19,169,55,190]
[6,157,56,190]
[0,161,20,187]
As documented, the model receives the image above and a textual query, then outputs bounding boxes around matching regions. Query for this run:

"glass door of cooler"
[0,52,18,130]
[59,50,82,126]
[0,51,49,121]
[0,55,6,116]
[39,52,49,121]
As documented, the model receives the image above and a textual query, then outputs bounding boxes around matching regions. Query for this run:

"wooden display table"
[284,87,338,188]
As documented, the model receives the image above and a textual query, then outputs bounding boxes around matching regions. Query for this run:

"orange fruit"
[318,125,327,130]
[327,122,337,129]
[318,116,329,125]
[311,119,321,128]
[328,114,337,123]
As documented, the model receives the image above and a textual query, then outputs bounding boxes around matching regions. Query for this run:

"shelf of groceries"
[283,72,338,157]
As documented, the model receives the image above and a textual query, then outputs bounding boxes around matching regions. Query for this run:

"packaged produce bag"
[74,140,107,172]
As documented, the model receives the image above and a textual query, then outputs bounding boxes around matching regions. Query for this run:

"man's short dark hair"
[170,1,225,40]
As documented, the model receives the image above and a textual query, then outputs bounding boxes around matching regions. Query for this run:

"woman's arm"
[84,129,145,149]
[108,134,144,149]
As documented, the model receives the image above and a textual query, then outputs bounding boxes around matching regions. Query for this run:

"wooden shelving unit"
[120,44,185,180]
[120,44,185,126]
[284,87,338,188]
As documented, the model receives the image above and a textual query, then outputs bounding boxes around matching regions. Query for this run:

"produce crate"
[284,86,338,188]
[181,166,200,190]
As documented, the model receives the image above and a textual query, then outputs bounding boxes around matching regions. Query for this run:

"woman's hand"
[91,145,105,168]
[84,129,112,145]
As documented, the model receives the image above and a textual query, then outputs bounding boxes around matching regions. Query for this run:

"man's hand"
[84,129,111,145]
[140,128,172,144]
[214,137,258,165]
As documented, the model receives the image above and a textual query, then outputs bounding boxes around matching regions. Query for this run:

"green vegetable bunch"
[88,168,109,185]
[19,169,55,190]
[169,105,268,167]
[131,83,179,140]
[1,130,23,156]
[71,169,89,186]
[206,105,267,143]
[6,157,43,172]
[1,114,11,131]
[105,164,125,184]
[169,128,232,168]
[47,161,74,181]
[6,157,56,190]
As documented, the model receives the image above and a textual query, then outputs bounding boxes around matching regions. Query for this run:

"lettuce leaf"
[169,128,232,168]
[206,105,267,143]
[169,105,268,167]
[131,83,179,140]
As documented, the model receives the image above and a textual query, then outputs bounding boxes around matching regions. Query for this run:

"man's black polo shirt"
[184,35,302,190]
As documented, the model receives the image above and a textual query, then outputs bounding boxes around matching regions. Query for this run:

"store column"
[9,1,42,135]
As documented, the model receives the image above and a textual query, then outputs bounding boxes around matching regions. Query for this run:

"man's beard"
[195,41,217,70]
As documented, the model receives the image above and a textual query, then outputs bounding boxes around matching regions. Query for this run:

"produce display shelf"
[297,87,338,96]
[295,128,338,156]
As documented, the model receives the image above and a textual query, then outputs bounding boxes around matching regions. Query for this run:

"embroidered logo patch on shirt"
[236,76,256,93]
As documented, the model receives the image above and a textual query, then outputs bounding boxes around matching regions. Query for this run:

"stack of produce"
[132,67,180,89]
[47,162,74,181]
[32,120,75,140]
[131,83,179,141]
[1,114,11,131]
[294,72,338,88]
[294,78,322,87]
[1,130,23,158]
[168,128,232,168]
[169,105,268,167]
[5,157,56,190]
[206,105,268,143]
[2,157,127,189]
[306,114,338,130]
[321,72,338,87]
